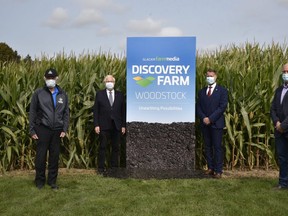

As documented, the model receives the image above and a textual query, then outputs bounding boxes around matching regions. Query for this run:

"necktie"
[109,91,113,106]
[207,86,212,97]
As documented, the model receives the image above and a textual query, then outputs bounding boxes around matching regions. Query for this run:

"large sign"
[127,37,196,123]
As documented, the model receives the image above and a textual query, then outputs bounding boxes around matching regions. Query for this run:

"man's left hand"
[276,121,284,133]
[60,132,66,138]
[203,117,211,125]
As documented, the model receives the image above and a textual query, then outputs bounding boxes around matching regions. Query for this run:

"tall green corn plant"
[0,62,38,171]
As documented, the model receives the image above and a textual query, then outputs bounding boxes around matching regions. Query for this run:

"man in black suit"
[93,75,126,174]
[271,63,288,189]
[197,69,228,178]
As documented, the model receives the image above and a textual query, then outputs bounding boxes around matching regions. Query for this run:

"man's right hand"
[95,126,100,134]
[31,134,39,140]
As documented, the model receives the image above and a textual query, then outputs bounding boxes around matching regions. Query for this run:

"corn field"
[1,43,288,172]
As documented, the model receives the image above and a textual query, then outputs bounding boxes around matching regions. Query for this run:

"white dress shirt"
[206,82,217,96]
[106,89,115,102]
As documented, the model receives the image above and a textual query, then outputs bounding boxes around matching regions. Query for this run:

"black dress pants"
[35,125,61,186]
[98,123,121,170]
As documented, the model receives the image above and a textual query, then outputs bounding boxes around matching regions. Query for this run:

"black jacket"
[93,89,126,131]
[29,85,69,135]
[271,85,288,138]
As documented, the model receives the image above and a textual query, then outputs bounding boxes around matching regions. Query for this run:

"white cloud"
[127,17,183,38]
[74,9,103,27]
[158,27,183,36]
[45,7,69,28]
[127,17,162,34]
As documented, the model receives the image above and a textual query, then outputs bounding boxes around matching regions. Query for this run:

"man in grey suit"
[93,75,126,174]
[271,63,288,189]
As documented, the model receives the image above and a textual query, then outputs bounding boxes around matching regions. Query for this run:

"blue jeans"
[275,135,288,187]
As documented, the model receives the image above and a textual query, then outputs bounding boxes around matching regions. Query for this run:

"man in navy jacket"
[197,69,228,178]
[271,63,288,189]
[93,75,126,174]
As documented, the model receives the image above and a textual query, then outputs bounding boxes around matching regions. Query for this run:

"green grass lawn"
[0,170,287,216]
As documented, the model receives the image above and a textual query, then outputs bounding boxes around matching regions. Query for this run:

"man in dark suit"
[93,75,126,174]
[271,63,288,189]
[197,69,228,178]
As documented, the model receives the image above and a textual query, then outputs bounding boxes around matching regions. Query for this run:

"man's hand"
[276,121,284,133]
[95,126,100,134]
[121,127,126,135]
[60,132,66,138]
[31,134,39,140]
[203,117,211,125]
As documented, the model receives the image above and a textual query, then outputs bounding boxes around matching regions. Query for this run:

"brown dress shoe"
[273,185,288,190]
[214,173,222,179]
[205,169,214,175]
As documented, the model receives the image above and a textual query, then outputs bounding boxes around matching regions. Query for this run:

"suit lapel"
[213,85,219,96]
[103,90,111,107]
[113,91,119,106]
[203,86,210,97]
[281,87,288,105]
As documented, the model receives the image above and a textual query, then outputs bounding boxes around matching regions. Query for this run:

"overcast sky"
[1,0,288,58]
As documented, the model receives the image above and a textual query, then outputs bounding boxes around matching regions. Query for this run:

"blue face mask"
[206,76,215,85]
[282,74,288,82]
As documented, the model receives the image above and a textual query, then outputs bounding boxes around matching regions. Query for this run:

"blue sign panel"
[127,37,196,123]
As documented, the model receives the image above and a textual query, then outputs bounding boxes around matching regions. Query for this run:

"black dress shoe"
[97,168,106,175]
[36,184,44,190]
[49,184,59,190]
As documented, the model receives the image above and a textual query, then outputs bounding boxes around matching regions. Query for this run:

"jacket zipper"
[50,90,56,128]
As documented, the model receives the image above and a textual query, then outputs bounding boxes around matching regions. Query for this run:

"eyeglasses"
[283,70,288,73]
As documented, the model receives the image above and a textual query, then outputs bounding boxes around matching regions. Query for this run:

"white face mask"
[105,82,114,90]
[206,76,215,85]
[282,74,288,82]
[45,79,56,88]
